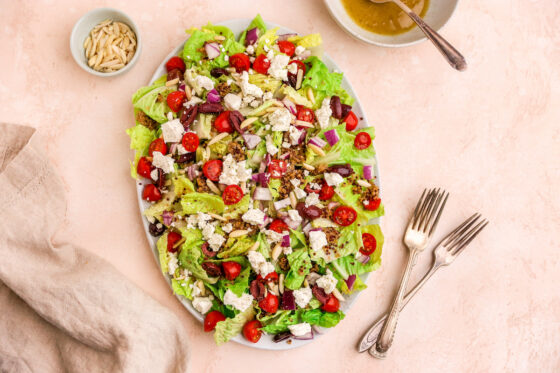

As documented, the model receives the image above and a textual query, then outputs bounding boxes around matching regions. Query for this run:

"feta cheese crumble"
[295,45,306,56]
[247,250,275,277]
[152,151,175,174]
[240,71,263,98]
[309,230,328,252]
[305,192,320,207]
[242,208,265,226]
[167,252,179,276]
[195,75,214,91]
[288,209,302,225]
[223,290,254,312]
[219,154,252,185]
[288,322,311,337]
[324,172,344,187]
[288,125,303,145]
[265,134,279,156]
[315,98,333,129]
[192,296,213,314]
[294,187,307,200]
[268,53,290,81]
[269,107,292,131]
[316,269,337,294]
[161,119,184,143]
[224,93,241,111]
[293,286,312,308]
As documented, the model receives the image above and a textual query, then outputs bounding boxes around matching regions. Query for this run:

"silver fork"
[358,213,489,353]
[371,188,449,358]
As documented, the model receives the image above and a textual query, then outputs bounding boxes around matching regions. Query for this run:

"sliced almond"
[279,274,285,294]
[214,35,226,41]
[308,144,326,156]
[208,213,226,222]
[172,237,186,249]
[271,243,282,261]
[332,288,345,302]
[268,282,279,296]
[307,87,315,105]
[229,229,249,238]
[165,78,180,87]
[240,116,258,129]
[196,280,206,296]
[296,69,304,90]
[295,120,314,128]
[265,106,279,113]
[357,180,372,188]
[206,179,221,195]
[207,132,228,146]
[289,191,297,209]
[249,241,260,252]
[302,163,315,171]
[184,85,192,100]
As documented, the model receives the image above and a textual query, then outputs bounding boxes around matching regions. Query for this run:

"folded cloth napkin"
[0,123,189,373]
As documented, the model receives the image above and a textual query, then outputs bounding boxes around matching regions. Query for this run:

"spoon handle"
[392,0,467,71]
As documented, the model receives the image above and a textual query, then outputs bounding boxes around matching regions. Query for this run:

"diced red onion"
[308,136,327,148]
[204,42,221,59]
[281,216,300,230]
[298,129,307,145]
[278,33,297,41]
[281,234,291,247]
[311,325,322,335]
[186,164,199,180]
[324,129,340,146]
[358,254,371,264]
[293,330,314,340]
[279,152,290,160]
[282,98,297,115]
[274,198,291,211]
[297,50,312,59]
[281,290,296,310]
[253,187,272,201]
[327,201,340,210]
[206,89,220,103]
[242,133,262,149]
[302,223,312,235]
[262,215,272,226]
[345,274,356,290]
[273,332,292,343]
[264,154,271,165]
[169,143,178,155]
[363,165,373,180]
[178,83,186,91]
[162,211,173,226]
[245,27,259,46]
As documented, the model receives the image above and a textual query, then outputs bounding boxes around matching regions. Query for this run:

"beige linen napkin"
[0,123,189,373]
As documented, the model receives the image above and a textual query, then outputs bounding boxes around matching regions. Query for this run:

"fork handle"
[358,263,439,352]
[371,249,419,358]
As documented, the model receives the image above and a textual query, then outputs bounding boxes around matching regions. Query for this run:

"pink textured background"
[1,0,559,371]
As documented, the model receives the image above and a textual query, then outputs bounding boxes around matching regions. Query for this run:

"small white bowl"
[324,0,459,47]
[70,7,141,77]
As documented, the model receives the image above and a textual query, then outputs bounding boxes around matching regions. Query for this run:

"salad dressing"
[341,0,430,35]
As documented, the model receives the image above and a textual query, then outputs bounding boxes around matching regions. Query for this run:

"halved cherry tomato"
[268,159,287,179]
[296,105,314,123]
[167,91,186,112]
[332,206,357,226]
[289,60,306,75]
[258,292,279,313]
[137,157,153,179]
[269,219,289,233]
[354,132,371,150]
[148,138,167,156]
[181,132,199,152]
[321,294,340,313]
[165,56,186,73]
[360,232,377,256]
[167,231,182,253]
[204,311,226,332]
[222,185,244,205]
[344,111,358,131]
[214,111,234,133]
[257,271,279,282]
[278,40,296,57]
[304,182,321,194]
[229,53,251,72]
[222,261,242,281]
[252,54,270,74]
[363,198,381,211]
[142,184,162,202]
[319,182,335,201]
[243,320,262,343]
[202,159,223,181]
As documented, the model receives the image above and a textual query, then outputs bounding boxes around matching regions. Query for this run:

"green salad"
[127,15,384,345]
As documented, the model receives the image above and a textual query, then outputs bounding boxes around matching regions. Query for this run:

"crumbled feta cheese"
[305,192,320,207]
[249,99,260,108]
[190,282,202,297]
[224,55,229,61]
[264,229,284,244]
[226,79,233,86]
[282,141,291,148]
[295,45,306,56]
[287,62,298,75]
[184,96,203,108]
[309,230,328,252]
[152,151,175,173]
[288,209,302,225]
[192,296,213,314]
[224,93,241,111]
[246,45,255,55]
[304,170,310,177]
[290,179,301,187]
[167,252,179,276]
[316,269,337,294]
[315,98,333,129]
[222,223,233,233]
[247,251,275,277]
[288,125,303,145]
[288,322,311,337]
[208,232,226,251]
[324,172,345,187]
[294,187,307,200]
[269,108,292,131]
[223,290,254,312]
[195,75,214,91]
[263,44,270,52]
[293,287,312,308]
[161,119,184,143]
[219,154,252,185]
[150,169,159,181]
[268,53,290,81]
[263,91,273,101]
[242,208,265,226]
[283,246,292,255]
[240,71,263,98]
[265,134,279,156]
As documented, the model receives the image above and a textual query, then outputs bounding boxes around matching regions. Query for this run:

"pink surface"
[1,0,559,371]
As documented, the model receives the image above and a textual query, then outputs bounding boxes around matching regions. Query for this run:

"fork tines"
[442,213,489,254]
[411,188,449,236]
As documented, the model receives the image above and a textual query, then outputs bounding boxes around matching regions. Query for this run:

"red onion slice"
[293,330,314,340]
[345,274,356,290]
[245,27,259,46]
[282,98,297,115]
[363,165,373,180]
[273,331,292,343]
[357,254,371,264]
[242,133,262,149]
[277,33,297,41]
[206,89,221,103]
[324,129,340,146]
[162,211,173,226]
[281,234,291,247]
[308,136,327,148]
[204,42,221,59]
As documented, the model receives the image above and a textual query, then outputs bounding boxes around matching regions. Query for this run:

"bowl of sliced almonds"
[70,8,141,77]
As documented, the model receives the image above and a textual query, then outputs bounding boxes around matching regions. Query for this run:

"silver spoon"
[370,0,467,71]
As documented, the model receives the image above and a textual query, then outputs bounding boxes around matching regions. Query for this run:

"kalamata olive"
[228,110,245,134]
[180,105,198,130]
[330,96,342,119]
[210,68,229,78]
[167,68,182,82]
[250,279,266,301]
[148,222,165,237]
[280,290,296,310]
[273,331,292,343]
[154,169,165,189]
[327,164,354,178]
[312,285,329,304]
[201,242,217,258]
[341,104,352,120]
[296,202,323,220]
[198,102,224,114]
[201,262,222,277]
[287,73,297,89]
[176,152,196,164]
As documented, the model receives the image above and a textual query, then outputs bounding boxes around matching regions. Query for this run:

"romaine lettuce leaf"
[301,309,345,328]
[172,174,196,196]
[284,249,312,290]
[214,307,255,345]
[208,134,232,156]
[338,275,367,295]
[218,236,255,259]
[132,76,173,123]
[301,56,354,108]
[335,183,385,223]
[255,27,279,56]
[279,85,313,107]
[126,124,156,178]
[171,277,194,300]
[156,233,170,275]
[181,192,225,215]
[288,34,323,48]
[177,230,219,284]
[223,194,251,220]
[248,73,282,93]
[238,14,267,46]
[259,310,299,334]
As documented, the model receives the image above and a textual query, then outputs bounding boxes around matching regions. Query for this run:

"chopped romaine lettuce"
[284,249,312,290]
[214,307,255,345]
[238,14,267,46]
[132,76,173,123]
[181,192,225,215]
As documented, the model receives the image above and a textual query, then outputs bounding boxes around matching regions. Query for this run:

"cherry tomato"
[148,138,167,156]
[319,182,335,201]
[202,159,223,181]
[222,261,242,281]
[363,198,381,211]
[332,206,357,226]
[277,40,296,57]
[268,159,287,179]
[214,111,234,133]
[142,184,162,202]
[204,311,226,332]
[269,219,289,233]
[181,132,199,152]
[222,185,244,205]
[243,320,262,343]
[252,54,271,74]
[258,292,279,314]
[304,183,321,194]
[167,91,186,113]
[296,105,315,123]
[137,157,153,179]
[167,231,182,253]
[321,294,340,313]
[344,111,359,131]
[257,271,279,282]
[165,56,186,73]
[354,132,372,150]
[360,232,377,256]
[289,60,306,75]
[229,53,251,72]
